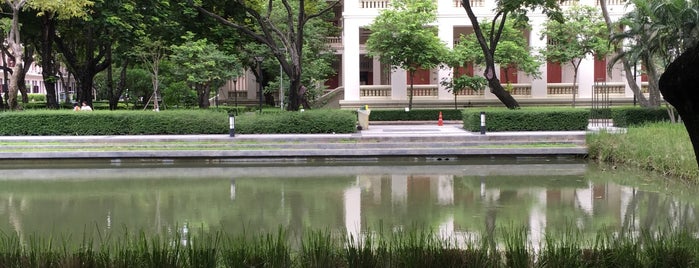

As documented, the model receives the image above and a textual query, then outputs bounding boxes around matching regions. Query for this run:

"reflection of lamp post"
[255,56,264,114]
[232,78,238,110]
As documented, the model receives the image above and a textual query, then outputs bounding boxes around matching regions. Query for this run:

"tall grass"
[587,122,699,182]
[0,225,698,267]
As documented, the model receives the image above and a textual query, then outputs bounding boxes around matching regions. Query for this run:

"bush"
[369,109,463,121]
[462,108,589,131]
[235,110,356,134]
[0,110,230,135]
[28,94,46,102]
[611,107,673,127]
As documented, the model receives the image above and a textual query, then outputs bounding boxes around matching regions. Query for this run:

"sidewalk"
[0,124,588,159]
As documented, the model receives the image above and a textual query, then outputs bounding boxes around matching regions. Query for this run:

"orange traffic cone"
[438,111,444,126]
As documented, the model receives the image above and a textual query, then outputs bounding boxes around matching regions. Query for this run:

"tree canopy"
[366,0,448,109]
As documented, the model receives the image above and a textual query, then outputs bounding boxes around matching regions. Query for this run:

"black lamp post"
[255,56,264,114]
[232,78,237,109]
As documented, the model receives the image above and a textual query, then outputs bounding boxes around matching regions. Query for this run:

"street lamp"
[255,56,264,114]
[232,78,238,109]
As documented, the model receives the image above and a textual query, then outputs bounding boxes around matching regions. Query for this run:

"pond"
[0,157,695,245]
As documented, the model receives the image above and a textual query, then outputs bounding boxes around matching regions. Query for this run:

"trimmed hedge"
[235,110,356,134]
[0,110,230,135]
[611,106,673,127]
[368,109,463,121]
[463,108,589,131]
[0,109,358,135]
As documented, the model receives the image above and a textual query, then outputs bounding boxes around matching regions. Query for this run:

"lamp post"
[255,56,264,114]
[232,78,238,109]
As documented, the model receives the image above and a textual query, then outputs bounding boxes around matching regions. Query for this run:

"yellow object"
[365,105,369,110]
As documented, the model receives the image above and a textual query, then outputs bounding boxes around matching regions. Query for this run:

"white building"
[329,0,643,109]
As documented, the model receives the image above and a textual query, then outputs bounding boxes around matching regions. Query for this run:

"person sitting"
[80,101,92,111]
[72,102,80,111]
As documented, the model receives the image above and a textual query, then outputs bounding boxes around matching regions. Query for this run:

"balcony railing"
[548,83,576,95]
[360,85,391,97]
[507,84,531,96]
[593,82,625,94]
[360,0,390,9]
[453,0,484,8]
[597,0,626,6]
[456,88,484,96]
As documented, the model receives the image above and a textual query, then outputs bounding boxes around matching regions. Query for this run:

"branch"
[304,1,340,23]
[491,12,507,54]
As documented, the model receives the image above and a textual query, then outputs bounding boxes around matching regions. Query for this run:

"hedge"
[611,106,673,127]
[462,108,589,131]
[235,110,356,134]
[368,109,463,121]
[0,110,230,135]
[0,109,357,135]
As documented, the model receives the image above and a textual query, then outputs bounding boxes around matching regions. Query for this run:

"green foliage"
[0,110,229,135]
[235,110,356,134]
[27,94,46,102]
[588,122,699,182]
[366,0,448,108]
[456,19,541,78]
[541,5,609,67]
[162,81,197,108]
[369,109,463,121]
[611,106,673,127]
[462,108,589,131]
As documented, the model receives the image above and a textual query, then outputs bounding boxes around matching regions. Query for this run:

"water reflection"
[0,159,696,245]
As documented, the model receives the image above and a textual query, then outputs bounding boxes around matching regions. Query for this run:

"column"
[391,68,408,101]
[372,57,381,85]
[529,16,548,98]
[343,22,361,101]
[344,185,362,240]
[577,55,595,99]
[391,174,408,204]
[437,23,454,100]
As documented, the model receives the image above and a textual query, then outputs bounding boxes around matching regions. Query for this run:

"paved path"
[0,124,588,159]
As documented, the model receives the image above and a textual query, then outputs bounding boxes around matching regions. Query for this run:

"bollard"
[480,112,486,135]
[234,115,235,137]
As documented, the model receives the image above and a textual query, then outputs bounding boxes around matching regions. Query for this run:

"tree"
[441,49,487,109]
[461,0,563,109]
[366,0,448,110]
[131,38,168,111]
[540,5,609,107]
[169,32,241,108]
[456,19,541,94]
[4,0,27,110]
[26,0,93,109]
[189,0,339,111]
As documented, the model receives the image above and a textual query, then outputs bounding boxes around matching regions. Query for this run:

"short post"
[234,114,235,137]
[480,111,486,135]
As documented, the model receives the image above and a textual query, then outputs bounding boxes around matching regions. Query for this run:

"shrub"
[235,110,356,134]
[611,106,673,127]
[368,109,463,121]
[0,110,229,135]
[462,108,589,131]
[28,94,46,102]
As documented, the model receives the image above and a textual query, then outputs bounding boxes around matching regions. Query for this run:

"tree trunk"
[408,70,415,110]
[658,45,699,168]
[40,13,59,109]
[76,71,96,106]
[643,55,661,107]
[8,64,20,110]
[110,60,129,110]
[488,78,519,109]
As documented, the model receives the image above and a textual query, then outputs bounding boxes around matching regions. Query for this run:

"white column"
[372,57,381,85]
[343,22,361,101]
[577,55,595,99]
[391,174,408,204]
[529,17,548,98]
[436,175,454,205]
[391,68,408,101]
[437,23,454,100]
[344,185,362,240]
[529,188,547,254]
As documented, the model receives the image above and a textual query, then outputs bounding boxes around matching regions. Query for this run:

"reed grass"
[587,122,699,182]
[0,225,698,267]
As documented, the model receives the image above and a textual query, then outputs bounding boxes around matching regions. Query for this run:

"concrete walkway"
[0,124,588,159]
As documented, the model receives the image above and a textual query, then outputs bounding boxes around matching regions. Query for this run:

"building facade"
[331,0,643,109]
